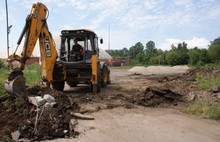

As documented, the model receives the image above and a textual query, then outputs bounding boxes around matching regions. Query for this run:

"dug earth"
[1,66,220,142]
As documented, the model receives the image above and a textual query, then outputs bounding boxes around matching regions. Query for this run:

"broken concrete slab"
[43,94,55,103]
[70,112,94,120]
[28,96,46,107]
[45,102,57,108]
[11,131,20,141]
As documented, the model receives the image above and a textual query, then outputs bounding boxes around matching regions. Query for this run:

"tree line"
[106,37,220,66]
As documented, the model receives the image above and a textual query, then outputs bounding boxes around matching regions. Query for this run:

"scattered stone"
[69,118,78,130]
[43,94,55,103]
[71,112,94,120]
[217,93,220,99]
[63,130,68,133]
[188,92,196,101]
[44,102,57,108]
[11,131,20,141]
[44,102,51,108]
[69,118,78,137]
[50,102,57,107]
[28,96,46,107]
[211,86,220,93]
[18,138,31,142]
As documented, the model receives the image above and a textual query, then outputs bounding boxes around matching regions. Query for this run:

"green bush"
[0,59,5,69]
[184,101,220,120]
[196,73,220,90]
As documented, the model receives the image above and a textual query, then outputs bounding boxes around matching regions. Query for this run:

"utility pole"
[108,25,110,51]
[5,0,11,58]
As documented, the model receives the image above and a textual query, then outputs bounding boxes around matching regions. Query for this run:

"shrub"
[196,73,220,90]
[184,101,220,120]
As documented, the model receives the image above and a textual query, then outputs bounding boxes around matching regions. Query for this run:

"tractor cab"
[56,29,109,93]
[60,29,102,62]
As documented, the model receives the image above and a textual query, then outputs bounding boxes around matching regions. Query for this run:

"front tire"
[67,81,78,87]
[52,81,65,91]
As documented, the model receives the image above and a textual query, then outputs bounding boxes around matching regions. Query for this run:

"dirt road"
[46,67,220,142]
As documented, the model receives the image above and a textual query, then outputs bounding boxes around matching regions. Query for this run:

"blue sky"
[0,0,220,57]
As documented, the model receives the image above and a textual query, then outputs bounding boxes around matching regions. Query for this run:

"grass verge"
[0,67,8,96]
[184,101,220,120]
[0,63,41,96]
[23,63,41,87]
[196,73,220,90]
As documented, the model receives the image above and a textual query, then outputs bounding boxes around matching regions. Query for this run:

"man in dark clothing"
[72,39,83,53]
[71,39,84,61]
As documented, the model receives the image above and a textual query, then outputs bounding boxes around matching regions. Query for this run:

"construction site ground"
[1,66,220,141]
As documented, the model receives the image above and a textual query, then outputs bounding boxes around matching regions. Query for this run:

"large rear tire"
[101,64,110,87]
[52,81,65,91]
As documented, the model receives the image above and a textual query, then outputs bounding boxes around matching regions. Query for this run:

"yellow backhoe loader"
[4,2,110,96]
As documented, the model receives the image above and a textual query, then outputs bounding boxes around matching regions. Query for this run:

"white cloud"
[70,0,88,10]
[2,0,219,53]
[56,1,67,7]
[95,28,137,50]
[185,37,209,48]
[144,0,161,10]
[159,37,209,51]
[0,10,6,21]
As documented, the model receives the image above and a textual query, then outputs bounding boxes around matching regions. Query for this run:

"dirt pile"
[182,67,217,81]
[128,65,189,75]
[132,86,184,107]
[0,86,80,141]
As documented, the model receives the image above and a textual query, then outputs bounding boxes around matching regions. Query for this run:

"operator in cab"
[71,38,84,61]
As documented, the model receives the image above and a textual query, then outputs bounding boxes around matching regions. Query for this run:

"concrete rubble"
[28,96,46,107]
[28,94,57,108]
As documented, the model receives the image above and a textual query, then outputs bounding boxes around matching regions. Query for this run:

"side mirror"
[100,39,103,44]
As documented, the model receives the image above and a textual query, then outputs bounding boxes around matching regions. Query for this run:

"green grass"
[184,101,220,120]
[23,63,41,87]
[196,73,220,90]
[1,134,12,142]
[0,67,8,96]
[0,63,41,96]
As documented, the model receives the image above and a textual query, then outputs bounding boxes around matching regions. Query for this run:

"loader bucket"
[4,75,26,96]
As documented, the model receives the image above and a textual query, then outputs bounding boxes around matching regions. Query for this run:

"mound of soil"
[0,86,79,141]
[183,67,220,81]
[132,86,184,107]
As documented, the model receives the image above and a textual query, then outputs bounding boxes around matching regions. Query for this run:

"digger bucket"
[4,75,26,96]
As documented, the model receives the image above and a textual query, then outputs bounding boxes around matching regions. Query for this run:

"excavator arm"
[5,2,58,96]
